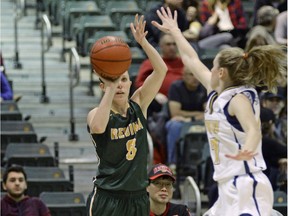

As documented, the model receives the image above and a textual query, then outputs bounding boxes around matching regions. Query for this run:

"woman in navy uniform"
[86,14,168,216]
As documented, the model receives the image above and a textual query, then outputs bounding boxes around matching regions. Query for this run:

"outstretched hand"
[130,14,148,46]
[151,7,179,33]
[225,150,257,161]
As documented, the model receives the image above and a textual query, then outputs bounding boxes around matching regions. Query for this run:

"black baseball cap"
[260,107,275,123]
[148,164,176,181]
[263,92,284,100]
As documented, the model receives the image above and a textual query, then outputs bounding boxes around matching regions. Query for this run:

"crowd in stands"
[133,0,287,197]
[1,0,287,213]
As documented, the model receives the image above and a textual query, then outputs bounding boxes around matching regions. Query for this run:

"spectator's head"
[2,165,27,201]
[147,164,175,203]
[261,92,284,116]
[183,66,200,90]
[257,6,279,27]
[245,35,268,52]
[260,107,276,135]
[159,33,178,59]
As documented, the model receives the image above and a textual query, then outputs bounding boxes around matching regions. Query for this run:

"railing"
[40,14,52,103]
[13,0,25,69]
[183,176,202,216]
[68,47,80,141]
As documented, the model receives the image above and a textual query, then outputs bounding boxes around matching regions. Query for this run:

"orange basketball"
[90,36,132,80]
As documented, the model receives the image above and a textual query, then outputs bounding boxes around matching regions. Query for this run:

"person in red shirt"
[134,32,184,117]
[1,166,51,216]
[147,163,191,216]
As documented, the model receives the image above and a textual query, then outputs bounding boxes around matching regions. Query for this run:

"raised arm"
[152,7,212,92]
[87,78,119,134]
[130,14,168,116]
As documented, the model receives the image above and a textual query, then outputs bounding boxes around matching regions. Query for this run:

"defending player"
[86,14,168,216]
[152,7,286,216]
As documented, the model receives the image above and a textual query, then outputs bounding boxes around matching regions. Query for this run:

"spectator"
[274,10,287,45]
[198,0,248,49]
[1,165,51,216]
[134,32,184,117]
[260,107,287,191]
[165,66,207,167]
[261,92,286,144]
[147,163,191,216]
[245,5,279,51]
[0,70,13,102]
[182,0,202,48]
[144,0,189,49]
[253,0,287,26]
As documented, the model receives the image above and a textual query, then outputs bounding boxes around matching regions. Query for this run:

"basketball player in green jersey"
[86,14,168,216]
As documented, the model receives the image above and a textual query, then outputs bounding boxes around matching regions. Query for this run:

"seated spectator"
[261,92,286,144]
[182,0,202,49]
[198,0,248,49]
[260,107,287,191]
[253,0,287,26]
[165,66,207,167]
[144,0,189,49]
[1,165,51,216]
[274,10,287,45]
[147,163,191,216]
[134,33,184,117]
[0,70,13,102]
[245,5,279,51]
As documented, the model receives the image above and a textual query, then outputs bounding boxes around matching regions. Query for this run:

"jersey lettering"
[205,120,220,165]
[110,118,144,140]
[126,138,137,160]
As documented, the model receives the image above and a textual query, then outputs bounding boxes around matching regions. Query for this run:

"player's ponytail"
[217,45,286,92]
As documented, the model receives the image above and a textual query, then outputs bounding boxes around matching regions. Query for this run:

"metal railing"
[68,47,81,141]
[40,14,52,103]
[183,176,202,216]
[13,0,25,69]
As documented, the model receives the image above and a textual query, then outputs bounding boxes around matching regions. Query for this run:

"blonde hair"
[217,45,287,92]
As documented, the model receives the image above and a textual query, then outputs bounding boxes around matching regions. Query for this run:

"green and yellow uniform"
[86,100,149,216]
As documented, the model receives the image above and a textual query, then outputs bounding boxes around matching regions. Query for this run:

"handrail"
[69,47,81,88]
[40,14,52,103]
[13,0,24,69]
[68,47,81,141]
[183,176,202,216]
[41,14,52,52]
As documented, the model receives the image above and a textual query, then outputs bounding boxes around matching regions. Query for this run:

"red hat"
[148,164,176,181]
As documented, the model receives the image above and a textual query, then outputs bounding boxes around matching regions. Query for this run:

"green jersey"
[88,100,149,191]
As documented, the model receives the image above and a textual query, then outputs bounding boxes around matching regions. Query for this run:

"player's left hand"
[225,150,257,161]
[130,14,148,45]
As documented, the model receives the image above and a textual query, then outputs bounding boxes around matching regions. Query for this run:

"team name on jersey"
[110,118,144,140]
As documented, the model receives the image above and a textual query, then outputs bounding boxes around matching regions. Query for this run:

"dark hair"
[2,165,27,183]
[217,45,286,92]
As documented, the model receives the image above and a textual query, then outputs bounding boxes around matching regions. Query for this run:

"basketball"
[90,36,132,80]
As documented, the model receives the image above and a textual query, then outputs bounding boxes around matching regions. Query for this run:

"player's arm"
[152,7,212,93]
[130,14,168,115]
[225,94,261,160]
[87,78,119,134]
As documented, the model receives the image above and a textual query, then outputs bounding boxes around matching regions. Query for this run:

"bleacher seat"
[175,121,208,198]
[199,48,219,70]
[2,143,57,168]
[273,190,287,215]
[0,100,22,121]
[74,15,116,56]
[105,1,142,28]
[40,192,86,216]
[1,121,38,161]
[23,166,74,197]
[62,1,101,41]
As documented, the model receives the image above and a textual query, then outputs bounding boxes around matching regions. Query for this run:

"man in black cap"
[147,164,191,216]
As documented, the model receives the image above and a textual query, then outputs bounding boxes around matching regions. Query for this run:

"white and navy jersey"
[204,86,266,181]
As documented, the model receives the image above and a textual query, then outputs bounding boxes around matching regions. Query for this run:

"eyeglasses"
[151,181,174,189]
[165,42,176,46]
